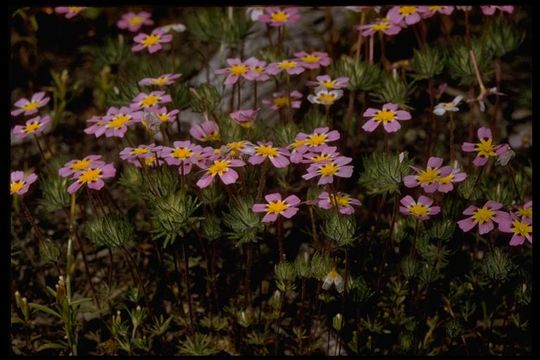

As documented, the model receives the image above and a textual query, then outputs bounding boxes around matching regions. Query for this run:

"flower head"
[215,58,258,85]
[161,141,202,175]
[358,17,402,37]
[132,28,172,54]
[266,59,305,76]
[462,127,509,167]
[317,191,361,215]
[307,75,349,90]
[138,73,181,87]
[230,109,258,128]
[307,87,343,106]
[263,91,302,111]
[55,7,85,19]
[130,91,172,111]
[196,158,245,189]
[258,7,301,27]
[294,127,340,154]
[190,120,220,142]
[499,215,532,246]
[399,195,440,221]
[10,171,38,196]
[515,201,532,221]
[322,269,344,293]
[11,92,50,116]
[403,157,466,193]
[420,6,454,18]
[252,193,301,222]
[249,141,290,168]
[508,123,532,149]
[301,146,340,164]
[85,107,142,138]
[302,156,353,185]
[457,200,508,234]
[387,6,423,26]
[149,107,179,124]
[362,103,411,133]
[246,7,265,21]
[117,11,154,32]
[120,144,162,167]
[433,96,463,116]
[59,155,105,178]
[294,51,331,70]
[480,6,514,16]
[67,163,116,194]
[12,115,51,140]
[245,57,270,82]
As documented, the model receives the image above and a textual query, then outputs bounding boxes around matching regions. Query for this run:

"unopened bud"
[333,313,343,331]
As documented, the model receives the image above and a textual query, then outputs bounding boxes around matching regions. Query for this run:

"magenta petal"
[400,195,415,207]
[362,119,379,132]
[363,108,378,117]
[418,195,433,207]
[271,155,290,168]
[262,212,278,223]
[478,221,494,235]
[395,110,411,120]
[265,193,282,202]
[384,103,398,111]
[281,207,299,219]
[473,156,488,167]
[430,206,441,216]
[219,169,238,185]
[427,157,443,169]
[437,183,453,193]
[463,205,478,215]
[88,179,105,191]
[383,120,401,133]
[67,181,83,194]
[284,195,301,206]
[403,175,419,188]
[252,204,267,212]
[422,182,438,193]
[457,218,476,232]
[461,143,476,152]
[477,127,492,140]
[509,235,525,246]
[485,200,503,210]
[196,173,215,188]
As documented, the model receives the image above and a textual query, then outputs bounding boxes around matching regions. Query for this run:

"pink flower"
[230,109,259,128]
[317,191,361,215]
[362,103,411,133]
[67,163,116,194]
[387,6,423,26]
[138,73,181,87]
[301,146,340,164]
[85,107,142,138]
[151,107,179,124]
[358,17,402,37]
[252,193,301,222]
[294,51,331,70]
[120,144,162,167]
[480,6,514,16]
[196,158,245,189]
[12,115,51,140]
[266,59,305,76]
[498,213,532,246]
[403,157,466,193]
[249,141,290,168]
[11,92,50,116]
[294,127,340,154]
[117,11,154,32]
[10,171,38,196]
[190,120,220,142]
[461,127,509,167]
[434,166,467,193]
[130,91,172,111]
[263,91,302,111]
[307,75,349,90]
[302,156,353,185]
[215,58,258,85]
[258,7,301,27]
[399,195,440,221]
[160,141,202,175]
[59,155,105,178]
[457,200,509,234]
[508,123,532,149]
[515,201,532,221]
[420,6,454,18]
[55,7,85,19]
[245,57,270,82]
[220,141,255,158]
[132,28,173,54]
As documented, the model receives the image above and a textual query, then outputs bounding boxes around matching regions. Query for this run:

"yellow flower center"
[302,54,320,63]
[522,135,530,145]
[416,167,440,184]
[329,193,351,207]
[158,113,170,122]
[518,207,532,218]
[472,207,495,224]
[131,147,149,155]
[265,200,289,214]
[273,96,290,107]
[142,34,161,47]
[511,219,532,237]
[71,159,91,171]
[442,102,456,110]
[474,138,497,157]
[78,168,102,184]
[202,132,220,142]
[107,114,131,129]
[271,10,289,23]
[10,180,26,195]
[306,133,328,147]
[152,77,169,86]
[144,156,157,166]
[399,6,418,16]
[428,6,443,11]
[255,145,279,157]
[291,139,306,150]
[129,16,143,25]
[372,19,390,32]
[318,162,339,176]
[23,121,41,133]
[409,203,429,217]
[226,141,246,156]
[278,60,297,70]
[140,95,160,107]
[311,153,332,163]
[208,159,231,175]
[436,173,454,184]
[172,147,192,160]
[321,80,337,89]
[327,269,339,279]
[373,109,396,123]
[229,64,248,76]
[252,66,265,74]
[316,93,337,105]
[22,101,40,112]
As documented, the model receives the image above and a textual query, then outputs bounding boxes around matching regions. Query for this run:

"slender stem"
[354,12,365,61]
[411,219,420,260]
[66,193,78,355]
[507,165,523,203]
[253,81,258,109]
[368,35,374,64]
[470,50,486,92]
[427,79,436,157]
[182,243,195,331]
[237,78,242,111]
[277,217,284,262]
[286,73,292,122]
[465,10,470,45]
[324,105,330,127]
[256,160,269,202]
[493,58,502,139]
[32,134,50,168]
[449,112,456,162]
[308,206,319,248]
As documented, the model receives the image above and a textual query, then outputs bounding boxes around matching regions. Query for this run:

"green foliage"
[39,172,70,212]
[309,252,333,279]
[410,45,445,81]
[39,239,62,264]
[84,215,134,248]
[370,72,414,109]
[331,56,381,92]
[447,37,494,86]
[485,17,525,58]
[349,275,374,304]
[481,248,513,282]
[143,166,180,200]
[189,84,222,114]
[322,212,357,247]
[222,196,264,246]
[358,152,410,195]
[177,333,220,356]
[426,219,456,242]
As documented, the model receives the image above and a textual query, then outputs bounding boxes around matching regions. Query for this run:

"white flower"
[433,96,463,116]
[322,269,344,293]
[159,23,186,33]
[307,87,343,106]
[246,7,264,21]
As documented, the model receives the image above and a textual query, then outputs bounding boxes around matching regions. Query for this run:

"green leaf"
[35,342,68,352]
[29,303,62,319]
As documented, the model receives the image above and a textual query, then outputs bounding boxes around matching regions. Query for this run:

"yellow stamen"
[316,93,337,105]
[511,220,532,237]
[518,207,532,218]
[321,80,337,89]
[140,95,160,108]
[265,200,289,214]
[22,121,41,133]
[472,207,495,224]
[416,167,440,184]
[229,64,248,76]
[152,77,169,86]
[106,114,131,129]
[373,109,396,123]
[171,147,192,160]
[329,193,351,207]
[436,173,454,184]
[273,96,290,107]
[22,101,40,112]
[372,19,390,32]
[306,133,328,147]
[71,159,91,171]
[10,180,26,195]
[318,162,339,176]
[302,54,320,63]
[255,145,279,157]
[208,159,231,175]
[278,60,297,70]
[142,34,161,47]
[78,168,102,184]
[271,10,289,23]
[399,6,418,16]
[409,203,429,217]
[129,16,143,25]
[131,148,149,156]
[474,138,497,157]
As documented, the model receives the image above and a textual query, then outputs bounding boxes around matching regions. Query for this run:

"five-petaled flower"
[322,269,344,293]
[462,127,509,167]
[252,193,301,222]
[266,59,305,76]
[117,11,154,32]
[249,141,290,168]
[10,171,38,196]
[294,51,331,69]
[516,201,532,221]
[11,92,50,117]
[85,107,142,138]
[161,141,202,175]
[120,144,161,167]
[190,120,220,142]
[55,7,85,19]
[317,191,361,215]
[59,155,105,178]
[498,214,532,246]
[12,115,51,140]
[362,103,411,133]
[263,91,302,111]
[307,75,349,90]
[294,127,340,154]
[457,200,508,234]
[308,87,344,106]
[245,57,270,82]
[131,91,172,111]
[400,195,440,221]
[67,163,116,194]
[139,73,181,87]
[132,28,172,54]
[230,109,258,129]
[151,107,180,124]
[358,17,402,37]
[433,96,463,116]
[215,58,258,85]
[257,7,300,27]
[196,158,245,188]
[480,6,514,16]
[302,156,353,185]
[387,6,423,26]
[404,157,466,193]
